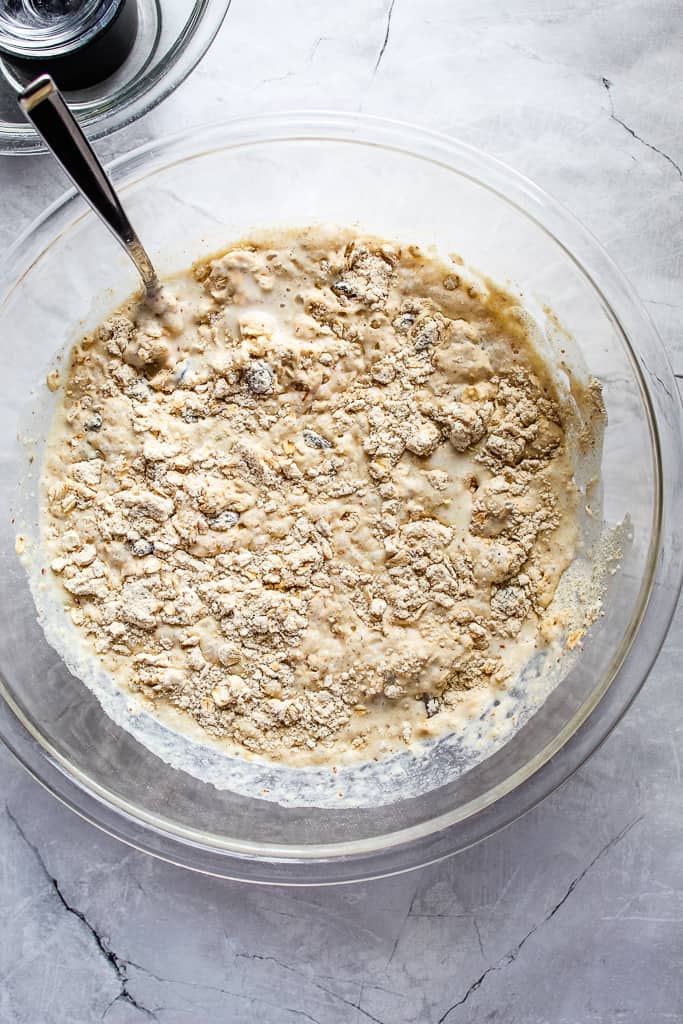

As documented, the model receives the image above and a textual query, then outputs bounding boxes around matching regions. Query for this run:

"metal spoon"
[18,74,160,298]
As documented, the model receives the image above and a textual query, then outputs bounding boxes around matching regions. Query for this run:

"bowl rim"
[1,110,681,884]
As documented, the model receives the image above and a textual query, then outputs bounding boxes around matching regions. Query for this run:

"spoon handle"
[18,74,159,296]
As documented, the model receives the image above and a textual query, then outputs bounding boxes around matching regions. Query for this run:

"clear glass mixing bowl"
[0,113,680,884]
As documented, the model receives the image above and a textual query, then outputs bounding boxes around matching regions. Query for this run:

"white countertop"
[1,1,681,1021]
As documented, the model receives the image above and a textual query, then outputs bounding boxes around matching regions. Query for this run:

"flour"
[39,227,586,767]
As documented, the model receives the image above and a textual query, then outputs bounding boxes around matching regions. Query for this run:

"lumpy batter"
[41,227,579,764]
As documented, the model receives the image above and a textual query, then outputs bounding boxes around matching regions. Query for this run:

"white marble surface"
[1,1,682,1021]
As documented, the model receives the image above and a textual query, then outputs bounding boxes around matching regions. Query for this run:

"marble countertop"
[1,1,681,1021]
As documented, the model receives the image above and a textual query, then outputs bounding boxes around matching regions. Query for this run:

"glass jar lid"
[0,0,121,58]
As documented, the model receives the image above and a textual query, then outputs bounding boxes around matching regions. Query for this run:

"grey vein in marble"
[601,76,682,178]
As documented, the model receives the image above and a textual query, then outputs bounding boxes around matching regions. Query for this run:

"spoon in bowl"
[18,73,160,299]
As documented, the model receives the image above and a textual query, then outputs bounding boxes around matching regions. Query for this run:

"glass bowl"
[0,0,231,155]
[0,113,680,885]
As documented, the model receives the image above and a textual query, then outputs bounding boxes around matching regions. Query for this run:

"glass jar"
[0,0,138,88]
